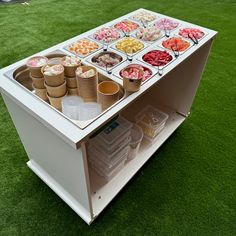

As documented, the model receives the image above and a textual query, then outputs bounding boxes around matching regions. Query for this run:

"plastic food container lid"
[89,150,128,175]
[95,116,133,146]
[91,158,126,182]
[91,130,131,154]
[88,143,130,167]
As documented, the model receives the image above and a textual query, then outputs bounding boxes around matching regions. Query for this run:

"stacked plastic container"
[88,116,133,182]
[135,105,169,145]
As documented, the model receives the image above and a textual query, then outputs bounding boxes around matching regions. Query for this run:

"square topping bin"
[129,10,158,26]
[85,49,126,74]
[157,35,194,55]
[112,60,157,85]
[88,27,125,47]
[113,19,140,36]
[153,17,181,37]
[64,38,102,58]
[177,25,208,44]
[110,36,148,57]
[0,8,217,225]
[136,45,176,75]
[131,26,165,45]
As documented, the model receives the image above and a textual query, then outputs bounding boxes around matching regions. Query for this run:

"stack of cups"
[26,56,48,101]
[76,66,98,102]
[61,56,81,96]
[42,64,67,111]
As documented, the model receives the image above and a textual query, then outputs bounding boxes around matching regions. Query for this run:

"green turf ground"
[0,0,236,235]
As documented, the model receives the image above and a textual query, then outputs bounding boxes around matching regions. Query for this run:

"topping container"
[26,56,48,78]
[64,38,101,58]
[135,105,168,138]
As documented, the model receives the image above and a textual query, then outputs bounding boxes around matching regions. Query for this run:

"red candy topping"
[142,50,173,66]
[162,37,190,52]
[120,64,152,81]
[179,28,204,40]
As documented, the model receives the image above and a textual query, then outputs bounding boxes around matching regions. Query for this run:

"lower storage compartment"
[86,88,186,216]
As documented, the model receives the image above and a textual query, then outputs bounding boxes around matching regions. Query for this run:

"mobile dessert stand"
[0,9,217,224]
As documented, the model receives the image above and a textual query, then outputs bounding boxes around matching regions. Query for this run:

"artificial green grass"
[0,0,236,235]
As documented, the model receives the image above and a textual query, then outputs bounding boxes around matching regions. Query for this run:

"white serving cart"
[0,9,217,224]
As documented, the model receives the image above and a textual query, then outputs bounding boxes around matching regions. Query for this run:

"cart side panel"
[1,93,93,221]
[147,40,214,116]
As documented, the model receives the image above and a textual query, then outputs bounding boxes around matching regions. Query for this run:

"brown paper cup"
[121,67,144,92]
[123,77,142,92]
[26,56,48,78]
[67,87,78,95]
[47,92,68,111]
[66,77,77,88]
[63,64,81,78]
[76,66,98,102]
[33,85,48,101]
[42,65,65,86]
[61,56,81,78]
[30,74,45,89]
[97,81,120,111]
[45,80,67,98]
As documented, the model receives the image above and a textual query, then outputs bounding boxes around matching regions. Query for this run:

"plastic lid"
[88,143,130,167]
[89,149,128,174]
[92,158,126,180]
[92,130,131,153]
[96,116,133,145]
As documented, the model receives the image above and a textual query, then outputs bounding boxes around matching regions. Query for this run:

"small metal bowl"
[91,51,123,69]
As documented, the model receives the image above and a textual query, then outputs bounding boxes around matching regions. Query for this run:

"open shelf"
[89,107,185,216]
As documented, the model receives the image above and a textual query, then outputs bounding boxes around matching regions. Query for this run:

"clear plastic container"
[91,158,126,182]
[62,96,84,120]
[127,125,143,161]
[78,102,102,121]
[88,143,130,167]
[89,151,128,175]
[135,105,168,138]
[94,116,133,146]
[91,130,131,154]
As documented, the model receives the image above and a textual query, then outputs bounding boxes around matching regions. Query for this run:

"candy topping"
[133,11,156,23]
[92,52,122,68]
[116,38,144,54]
[76,68,96,78]
[43,64,64,76]
[61,56,81,67]
[155,18,179,30]
[27,56,48,68]
[162,37,190,52]
[114,20,139,33]
[93,27,120,43]
[120,64,152,81]
[136,27,162,42]
[179,28,205,40]
[68,39,99,56]
[142,50,173,66]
